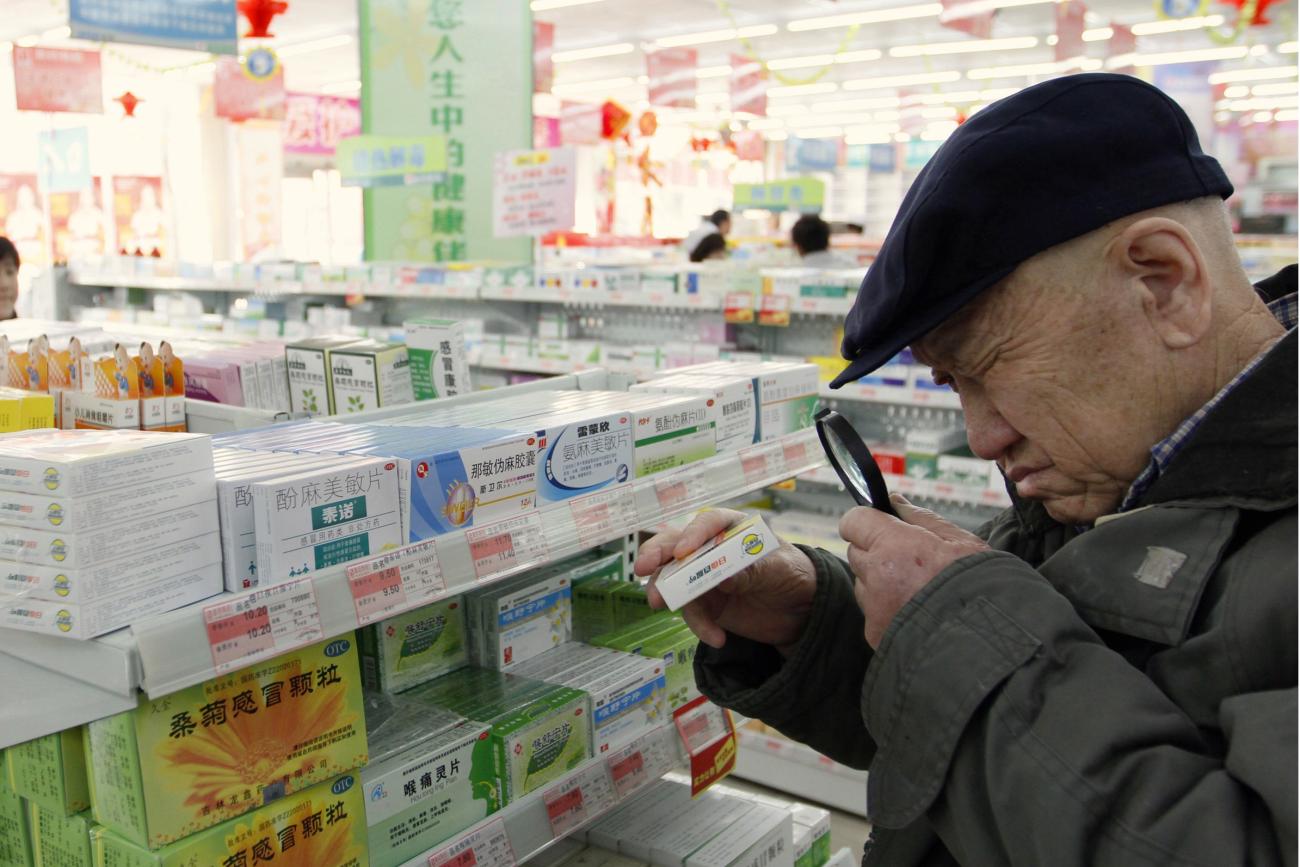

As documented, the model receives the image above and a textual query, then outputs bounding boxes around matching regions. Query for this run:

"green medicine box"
[358,596,470,693]
[5,730,89,816]
[639,626,701,712]
[29,804,91,867]
[0,780,32,867]
[611,584,655,627]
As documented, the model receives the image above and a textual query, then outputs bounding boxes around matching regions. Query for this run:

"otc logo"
[49,539,68,562]
[43,468,60,491]
[46,503,64,526]
[54,574,70,597]
[55,609,73,632]
[742,533,764,556]
[331,776,355,795]
[324,639,351,657]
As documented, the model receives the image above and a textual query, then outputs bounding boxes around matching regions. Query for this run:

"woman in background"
[689,232,728,263]
[0,237,19,320]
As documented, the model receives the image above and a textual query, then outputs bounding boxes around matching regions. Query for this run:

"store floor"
[723,777,872,858]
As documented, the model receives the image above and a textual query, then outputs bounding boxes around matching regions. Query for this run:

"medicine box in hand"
[655,515,777,612]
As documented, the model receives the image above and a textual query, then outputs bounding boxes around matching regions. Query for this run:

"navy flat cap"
[830,72,1234,388]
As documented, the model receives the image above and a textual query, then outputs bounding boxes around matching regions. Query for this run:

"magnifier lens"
[827,429,873,504]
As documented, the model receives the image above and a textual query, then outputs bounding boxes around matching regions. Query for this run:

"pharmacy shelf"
[801,465,1011,509]
[827,848,858,867]
[480,284,723,311]
[733,728,868,818]
[8,426,822,714]
[819,383,961,410]
[0,653,138,748]
[68,271,260,293]
[399,722,686,867]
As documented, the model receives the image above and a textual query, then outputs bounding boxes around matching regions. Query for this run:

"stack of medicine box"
[465,558,576,672]
[646,361,819,442]
[0,429,222,639]
[590,611,701,712]
[208,427,405,586]
[581,778,795,867]
[360,693,500,865]
[4,727,91,867]
[405,667,593,804]
[707,783,833,867]
[507,642,667,755]
[358,594,470,693]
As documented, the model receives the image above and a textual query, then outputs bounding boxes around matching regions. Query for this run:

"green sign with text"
[733,178,825,212]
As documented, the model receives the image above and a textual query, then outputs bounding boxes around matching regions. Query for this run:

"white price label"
[569,486,639,548]
[203,578,322,673]
[346,538,445,625]
[738,442,786,487]
[652,464,711,515]
[428,818,515,867]
[466,513,549,580]
[543,762,615,837]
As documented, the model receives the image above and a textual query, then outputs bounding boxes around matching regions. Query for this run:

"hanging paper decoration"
[646,48,697,109]
[237,0,288,38]
[115,91,142,117]
[600,100,631,141]
[1054,0,1087,62]
[1217,0,1277,26]
[638,111,659,138]
[729,54,767,117]
[940,0,995,37]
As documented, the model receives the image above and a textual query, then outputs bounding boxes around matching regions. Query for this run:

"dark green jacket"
[697,324,1297,865]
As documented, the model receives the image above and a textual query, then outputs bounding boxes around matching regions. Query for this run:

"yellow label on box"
[87,635,369,850]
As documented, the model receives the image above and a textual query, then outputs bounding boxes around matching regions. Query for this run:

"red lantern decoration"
[638,111,659,138]
[115,91,142,117]
[238,0,288,38]
[600,100,631,141]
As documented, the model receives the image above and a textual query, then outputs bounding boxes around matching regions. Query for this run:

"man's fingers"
[838,506,897,551]
[633,530,681,577]
[678,598,726,649]
[890,494,981,542]
[645,578,666,610]
[671,508,743,560]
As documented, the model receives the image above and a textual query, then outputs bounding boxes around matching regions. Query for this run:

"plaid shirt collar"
[1118,291,1299,513]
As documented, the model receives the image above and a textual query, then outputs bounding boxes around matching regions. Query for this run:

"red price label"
[348,565,405,621]
[569,486,637,549]
[467,514,547,580]
[783,440,809,470]
[758,295,792,327]
[441,849,478,867]
[203,578,321,673]
[724,292,755,324]
[655,480,687,510]
[204,604,274,669]
[740,452,768,482]
[469,531,513,573]
[543,786,586,836]
[608,750,645,799]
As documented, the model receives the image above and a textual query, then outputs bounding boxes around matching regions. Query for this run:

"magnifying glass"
[814,408,898,517]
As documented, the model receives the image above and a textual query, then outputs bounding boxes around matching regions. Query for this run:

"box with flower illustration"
[90,771,367,867]
[85,634,369,850]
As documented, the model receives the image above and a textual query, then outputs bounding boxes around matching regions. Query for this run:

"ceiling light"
[320,79,361,94]
[552,42,634,63]
[1223,85,1250,98]
[748,118,785,130]
[1105,46,1248,70]
[967,59,1086,79]
[788,3,941,32]
[872,110,903,121]
[939,0,1058,19]
[552,76,638,94]
[1227,95,1298,111]
[1208,66,1297,84]
[1251,81,1297,96]
[767,131,790,140]
[890,35,1038,57]
[1274,108,1298,120]
[767,53,837,71]
[654,24,777,48]
[769,82,839,97]
[767,104,813,117]
[843,70,962,90]
[1253,110,1274,122]
[696,93,730,106]
[893,132,911,142]
[1279,42,1297,53]
[836,49,885,64]
[696,65,733,78]
[919,105,957,118]
[275,34,354,57]
[1082,27,1112,41]
[845,131,895,144]
[1130,14,1224,35]
[1081,58,1103,70]
[792,126,843,138]
[531,0,605,9]
[811,96,902,112]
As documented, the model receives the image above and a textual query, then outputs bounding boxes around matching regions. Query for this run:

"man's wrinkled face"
[912,265,1156,524]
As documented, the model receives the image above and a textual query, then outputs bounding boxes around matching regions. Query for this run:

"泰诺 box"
[5,728,89,815]
[358,596,470,693]
[404,318,472,400]
[655,514,777,612]
[89,772,368,867]
[252,456,403,586]
[408,669,591,803]
[0,430,212,497]
[285,336,360,415]
[86,635,369,850]
[361,711,499,865]
[329,339,414,413]
[29,803,91,867]
[467,568,573,671]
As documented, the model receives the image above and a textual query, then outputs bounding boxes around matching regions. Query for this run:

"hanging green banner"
[337,134,448,188]
[733,178,825,212]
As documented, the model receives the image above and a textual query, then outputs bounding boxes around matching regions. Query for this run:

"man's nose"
[962,393,1020,462]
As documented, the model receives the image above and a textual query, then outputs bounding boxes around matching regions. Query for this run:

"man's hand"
[635,508,817,654]
[840,495,990,649]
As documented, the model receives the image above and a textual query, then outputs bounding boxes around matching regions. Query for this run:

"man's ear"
[1107,217,1213,350]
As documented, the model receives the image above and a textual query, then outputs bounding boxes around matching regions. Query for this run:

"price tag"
[738,442,786,487]
[543,762,615,837]
[723,292,755,324]
[782,438,811,472]
[466,513,549,580]
[758,295,792,327]
[606,728,676,799]
[346,538,445,626]
[204,578,322,673]
[428,818,515,867]
[653,465,710,514]
[673,697,738,796]
[646,291,667,305]
[607,750,646,799]
[569,486,638,548]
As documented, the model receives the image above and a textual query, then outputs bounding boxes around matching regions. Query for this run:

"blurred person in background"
[683,209,731,256]
[689,232,728,263]
[792,214,856,268]
[0,237,20,321]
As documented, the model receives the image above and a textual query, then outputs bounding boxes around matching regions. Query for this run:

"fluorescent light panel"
[654,24,777,48]
[1131,14,1224,34]
[769,82,839,96]
[552,42,634,63]
[787,3,942,32]
[811,96,902,112]
[843,71,962,90]
[890,35,1038,57]
[531,0,605,9]
[1208,66,1297,84]
[552,76,638,93]
[1106,45,1248,69]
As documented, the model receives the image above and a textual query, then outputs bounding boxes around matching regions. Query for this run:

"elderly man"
[636,73,1296,866]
